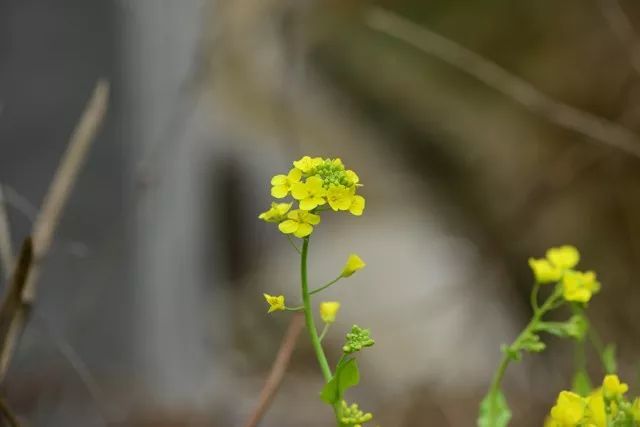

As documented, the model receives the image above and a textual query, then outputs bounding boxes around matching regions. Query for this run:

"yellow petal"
[546,245,580,270]
[299,198,319,211]
[288,168,302,182]
[290,182,308,200]
[271,174,287,185]
[320,301,340,323]
[294,223,313,238]
[349,195,365,216]
[278,220,298,234]
[305,212,321,225]
[271,185,289,198]
[341,254,366,277]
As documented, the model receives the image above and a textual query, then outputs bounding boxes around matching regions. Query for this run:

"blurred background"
[1,0,640,425]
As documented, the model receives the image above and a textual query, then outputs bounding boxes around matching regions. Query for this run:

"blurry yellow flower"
[278,209,321,238]
[546,245,580,270]
[345,170,360,186]
[349,195,365,216]
[293,156,322,174]
[602,375,628,400]
[291,176,327,211]
[271,168,302,198]
[584,390,605,427]
[319,301,340,323]
[562,270,600,303]
[528,258,563,284]
[631,398,640,422]
[263,293,285,313]
[326,186,354,211]
[341,254,366,277]
[550,391,585,426]
[258,202,292,223]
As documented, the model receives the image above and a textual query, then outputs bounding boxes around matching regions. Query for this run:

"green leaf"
[478,390,511,427]
[571,369,592,396]
[536,315,587,341]
[519,333,546,353]
[602,344,617,374]
[320,357,360,404]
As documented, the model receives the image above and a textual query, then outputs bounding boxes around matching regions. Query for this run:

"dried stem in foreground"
[243,313,305,427]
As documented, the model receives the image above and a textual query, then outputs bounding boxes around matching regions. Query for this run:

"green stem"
[286,235,301,254]
[319,323,331,342]
[309,276,342,295]
[486,286,563,421]
[300,237,342,425]
[300,237,332,382]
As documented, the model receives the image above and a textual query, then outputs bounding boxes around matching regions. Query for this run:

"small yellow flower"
[263,293,285,313]
[341,254,366,277]
[584,390,606,427]
[258,202,292,223]
[562,270,600,303]
[326,186,354,211]
[550,391,586,426]
[631,398,640,422]
[349,195,365,216]
[345,170,360,186]
[528,258,563,284]
[271,168,302,198]
[602,375,628,400]
[278,209,321,238]
[319,301,340,323]
[546,245,580,270]
[293,156,322,174]
[291,176,327,211]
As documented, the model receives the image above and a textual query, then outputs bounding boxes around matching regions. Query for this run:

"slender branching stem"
[309,276,342,296]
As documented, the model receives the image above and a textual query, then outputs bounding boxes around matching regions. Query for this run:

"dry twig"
[597,0,640,78]
[0,186,13,279]
[243,313,305,427]
[365,7,640,159]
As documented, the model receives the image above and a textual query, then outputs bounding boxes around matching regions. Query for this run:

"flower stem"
[300,237,332,382]
[309,276,342,295]
[301,237,342,425]
[486,286,563,421]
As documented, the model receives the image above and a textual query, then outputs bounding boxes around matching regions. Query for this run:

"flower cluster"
[528,245,601,303]
[340,401,374,427]
[342,325,375,354]
[545,375,640,426]
[259,156,365,238]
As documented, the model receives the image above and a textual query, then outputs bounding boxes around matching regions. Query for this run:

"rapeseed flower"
[278,209,321,238]
[602,374,628,400]
[263,293,285,313]
[292,176,327,211]
[562,270,600,303]
[341,254,366,277]
[271,168,302,198]
[549,391,585,426]
[320,301,341,324]
[258,202,292,223]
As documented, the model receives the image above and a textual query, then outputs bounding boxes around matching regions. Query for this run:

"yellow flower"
[293,156,322,174]
[631,398,640,422]
[326,186,354,211]
[319,301,340,323]
[291,176,327,211]
[345,170,360,186]
[349,195,365,216]
[550,391,586,426]
[602,375,628,400]
[529,258,563,284]
[278,209,321,238]
[562,270,600,303]
[341,254,366,277]
[263,293,285,313]
[584,390,606,427]
[271,168,302,198]
[546,245,580,270]
[258,202,292,223]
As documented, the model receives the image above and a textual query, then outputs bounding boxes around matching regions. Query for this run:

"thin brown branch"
[0,239,33,382]
[24,79,110,303]
[243,313,305,427]
[0,397,20,427]
[365,7,640,159]
[0,186,13,279]
[597,0,640,77]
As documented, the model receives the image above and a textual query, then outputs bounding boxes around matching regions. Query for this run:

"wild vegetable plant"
[259,156,374,426]
[479,246,603,426]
